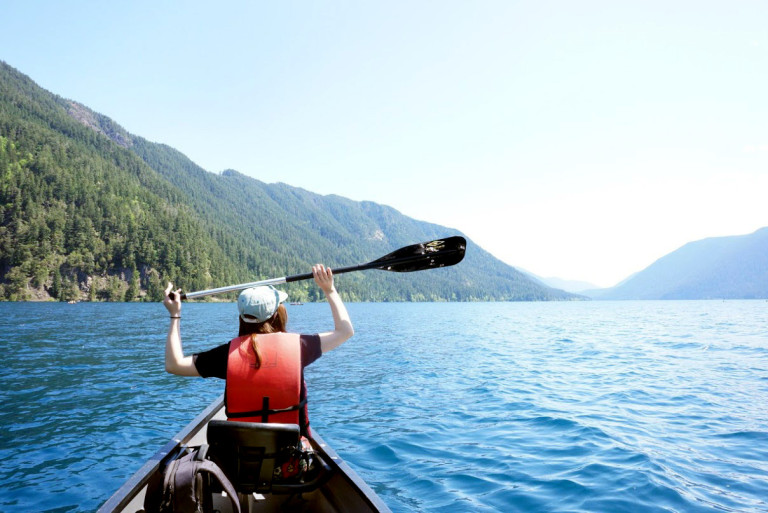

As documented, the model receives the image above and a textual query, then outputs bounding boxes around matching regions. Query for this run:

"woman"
[163,264,354,438]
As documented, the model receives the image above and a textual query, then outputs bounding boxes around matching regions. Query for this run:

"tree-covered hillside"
[0,61,577,302]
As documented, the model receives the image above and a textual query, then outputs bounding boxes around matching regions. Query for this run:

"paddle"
[170,236,466,300]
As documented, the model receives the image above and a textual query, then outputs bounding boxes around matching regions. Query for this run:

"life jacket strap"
[226,397,308,421]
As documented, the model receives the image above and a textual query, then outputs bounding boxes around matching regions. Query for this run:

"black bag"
[143,444,241,513]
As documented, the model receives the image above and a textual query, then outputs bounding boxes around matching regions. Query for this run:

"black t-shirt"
[193,334,322,435]
[193,334,322,378]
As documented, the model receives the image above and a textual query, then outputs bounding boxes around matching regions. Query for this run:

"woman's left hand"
[163,282,182,317]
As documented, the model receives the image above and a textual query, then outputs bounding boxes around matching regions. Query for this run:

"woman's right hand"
[312,264,336,295]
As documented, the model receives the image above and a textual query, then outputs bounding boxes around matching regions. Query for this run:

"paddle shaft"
[172,236,466,300]
[179,252,451,300]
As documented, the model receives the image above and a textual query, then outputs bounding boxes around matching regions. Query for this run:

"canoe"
[98,395,391,513]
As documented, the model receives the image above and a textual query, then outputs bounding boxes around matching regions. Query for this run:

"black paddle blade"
[370,236,466,272]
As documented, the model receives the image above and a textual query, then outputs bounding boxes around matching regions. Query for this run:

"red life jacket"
[225,333,310,433]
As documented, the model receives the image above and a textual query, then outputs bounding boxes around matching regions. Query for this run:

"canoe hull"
[98,395,390,513]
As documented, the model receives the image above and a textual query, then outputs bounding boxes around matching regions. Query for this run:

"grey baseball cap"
[237,285,289,323]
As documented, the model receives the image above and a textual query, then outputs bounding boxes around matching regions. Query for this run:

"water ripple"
[2,301,768,512]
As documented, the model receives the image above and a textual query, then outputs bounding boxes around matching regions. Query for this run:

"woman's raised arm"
[312,265,354,353]
[163,282,200,376]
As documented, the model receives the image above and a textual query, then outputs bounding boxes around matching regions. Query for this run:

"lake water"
[1,300,767,512]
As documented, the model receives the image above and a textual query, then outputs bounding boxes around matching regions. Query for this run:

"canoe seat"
[207,420,330,495]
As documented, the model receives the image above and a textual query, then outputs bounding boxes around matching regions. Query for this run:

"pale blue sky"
[2,1,767,287]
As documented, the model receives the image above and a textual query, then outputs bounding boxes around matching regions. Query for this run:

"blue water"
[1,301,767,512]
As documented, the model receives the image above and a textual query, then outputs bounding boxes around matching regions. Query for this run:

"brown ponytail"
[239,304,289,369]
[250,333,263,369]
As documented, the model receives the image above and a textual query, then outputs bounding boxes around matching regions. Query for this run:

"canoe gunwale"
[97,395,225,513]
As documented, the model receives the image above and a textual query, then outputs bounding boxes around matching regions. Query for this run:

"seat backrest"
[206,420,300,494]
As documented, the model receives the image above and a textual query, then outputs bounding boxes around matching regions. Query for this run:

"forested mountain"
[587,228,768,300]
[0,61,577,302]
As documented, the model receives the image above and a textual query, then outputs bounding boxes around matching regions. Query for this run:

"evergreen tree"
[126,267,140,302]
[52,268,62,300]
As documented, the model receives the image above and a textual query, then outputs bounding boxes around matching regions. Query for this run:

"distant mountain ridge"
[544,277,599,294]
[519,269,598,294]
[0,60,578,302]
[588,228,768,300]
